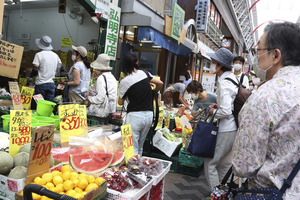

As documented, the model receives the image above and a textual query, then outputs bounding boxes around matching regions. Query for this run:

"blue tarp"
[137,27,192,57]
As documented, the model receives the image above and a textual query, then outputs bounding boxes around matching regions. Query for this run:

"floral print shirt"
[232,66,300,200]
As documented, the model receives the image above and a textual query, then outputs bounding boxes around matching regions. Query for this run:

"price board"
[156,106,164,130]
[59,104,88,144]
[20,86,34,110]
[121,124,135,162]
[9,81,23,110]
[9,110,31,156]
[26,125,55,184]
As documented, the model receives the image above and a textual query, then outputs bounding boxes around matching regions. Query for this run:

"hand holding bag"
[187,108,218,158]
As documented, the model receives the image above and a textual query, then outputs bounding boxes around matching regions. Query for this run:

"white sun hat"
[91,54,112,71]
[35,35,53,50]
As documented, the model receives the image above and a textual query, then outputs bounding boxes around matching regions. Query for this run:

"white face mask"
[233,64,242,71]
[252,77,261,86]
[71,55,76,61]
[191,93,198,100]
[253,51,273,82]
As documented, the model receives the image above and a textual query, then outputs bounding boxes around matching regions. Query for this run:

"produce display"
[160,128,180,142]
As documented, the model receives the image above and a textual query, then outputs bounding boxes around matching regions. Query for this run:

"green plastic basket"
[87,115,100,127]
[175,162,203,177]
[179,147,205,167]
[0,96,12,100]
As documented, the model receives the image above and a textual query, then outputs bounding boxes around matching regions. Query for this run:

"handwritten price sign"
[9,81,23,110]
[9,110,31,156]
[59,104,88,144]
[121,124,135,162]
[21,87,34,110]
[156,106,164,130]
[26,125,55,184]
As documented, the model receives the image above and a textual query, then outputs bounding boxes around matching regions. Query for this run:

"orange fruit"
[51,170,61,176]
[61,165,71,173]
[61,171,71,181]
[45,182,55,190]
[63,180,74,191]
[34,177,46,186]
[53,176,63,186]
[95,177,105,186]
[77,178,88,190]
[87,175,95,184]
[85,183,98,192]
[42,173,53,183]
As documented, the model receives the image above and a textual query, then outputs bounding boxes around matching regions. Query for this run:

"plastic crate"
[0,96,12,100]
[87,115,100,127]
[175,162,203,177]
[179,147,205,167]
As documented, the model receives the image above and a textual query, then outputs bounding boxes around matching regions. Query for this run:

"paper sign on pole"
[156,106,164,130]
[33,94,44,103]
[59,104,88,144]
[121,124,135,162]
[61,37,72,47]
[0,40,24,79]
[9,81,23,110]
[26,125,55,184]
[21,87,34,110]
[9,110,32,157]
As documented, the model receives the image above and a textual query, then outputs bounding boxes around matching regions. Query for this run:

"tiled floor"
[164,170,211,200]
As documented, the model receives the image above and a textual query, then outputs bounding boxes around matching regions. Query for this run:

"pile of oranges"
[26,165,106,200]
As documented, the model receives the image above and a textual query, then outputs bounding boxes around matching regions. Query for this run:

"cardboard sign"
[33,94,44,103]
[164,113,170,129]
[121,124,135,161]
[156,106,164,130]
[26,125,55,184]
[61,37,72,47]
[9,110,31,157]
[0,40,24,79]
[59,104,88,144]
[20,87,34,110]
[175,116,181,128]
[9,81,23,110]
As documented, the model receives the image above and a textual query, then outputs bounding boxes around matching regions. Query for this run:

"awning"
[137,27,192,57]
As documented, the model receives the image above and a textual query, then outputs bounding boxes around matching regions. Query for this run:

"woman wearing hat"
[61,45,91,104]
[203,48,239,191]
[86,54,117,124]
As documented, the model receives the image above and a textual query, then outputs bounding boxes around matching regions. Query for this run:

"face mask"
[71,55,76,61]
[253,51,273,82]
[233,64,242,71]
[252,77,261,86]
[191,93,198,100]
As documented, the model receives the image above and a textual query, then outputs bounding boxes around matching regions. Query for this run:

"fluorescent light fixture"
[152,45,161,48]
[20,0,41,2]
[140,40,152,43]
[125,31,134,35]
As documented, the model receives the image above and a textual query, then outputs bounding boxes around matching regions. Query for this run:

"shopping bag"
[187,108,218,158]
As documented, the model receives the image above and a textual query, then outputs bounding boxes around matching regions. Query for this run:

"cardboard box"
[152,130,182,157]
[0,175,26,200]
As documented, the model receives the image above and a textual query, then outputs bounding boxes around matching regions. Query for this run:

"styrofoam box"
[0,175,26,200]
[152,130,182,157]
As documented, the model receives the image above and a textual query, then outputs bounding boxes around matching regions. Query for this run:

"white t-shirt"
[236,73,250,89]
[33,50,61,85]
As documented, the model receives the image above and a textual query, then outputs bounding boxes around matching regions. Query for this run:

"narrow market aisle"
[163,170,211,200]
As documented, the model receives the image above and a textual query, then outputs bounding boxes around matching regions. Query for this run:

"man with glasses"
[232,22,300,199]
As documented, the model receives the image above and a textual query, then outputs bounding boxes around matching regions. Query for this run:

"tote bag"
[187,109,218,158]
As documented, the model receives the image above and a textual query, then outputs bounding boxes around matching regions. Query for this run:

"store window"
[202,59,211,73]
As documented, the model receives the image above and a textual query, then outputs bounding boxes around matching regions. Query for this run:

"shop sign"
[171,2,185,41]
[105,4,121,61]
[9,110,31,157]
[20,87,34,110]
[121,124,135,162]
[59,104,88,144]
[196,0,210,32]
[95,0,110,19]
[201,72,216,93]
[33,94,44,103]
[156,106,164,130]
[18,78,27,90]
[9,81,23,110]
[26,125,55,184]
[0,40,24,79]
[61,37,72,47]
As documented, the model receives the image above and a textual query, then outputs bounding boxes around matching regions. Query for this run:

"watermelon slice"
[70,152,114,174]
[52,147,83,164]
[110,152,125,166]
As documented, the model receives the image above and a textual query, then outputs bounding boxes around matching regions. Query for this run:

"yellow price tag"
[164,113,170,129]
[156,106,164,129]
[9,110,32,156]
[175,116,181,128]
[61,37,72,47]
[121,124,135,162]
[21,87,34,110]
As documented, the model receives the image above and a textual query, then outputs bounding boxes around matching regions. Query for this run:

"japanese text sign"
[156,106,164,130]
[95,0,110,19]
[0,40,24,79]
[33,94,44,103]
[171,2,185,41]
[105,4,121,60]
[196,0,210,32]
[26,125,55,184]
[61,37,72,47]
[21,87,34,110]
[59,104,88,144]
[9,81,23,110]
[9,110,31,157]
[121,124,135,162]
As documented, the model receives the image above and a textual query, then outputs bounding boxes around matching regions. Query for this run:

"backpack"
[225,74,251,127]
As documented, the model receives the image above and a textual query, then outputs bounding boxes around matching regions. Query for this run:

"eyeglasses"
[250,48,270,55]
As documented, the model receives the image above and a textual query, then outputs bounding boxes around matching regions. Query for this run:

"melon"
[110,152,125,166]
[52,147,83,164]
[19,143,31,154]
[13,152,29,167]
[8,166,28,179]
[0,152,13,175]
[70,152,113,174]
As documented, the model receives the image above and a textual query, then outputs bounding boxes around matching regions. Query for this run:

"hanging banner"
[9,81,23,110]
[9,110,32,157]
[156,106,164,130]
[26,125,55,184]
[105,4,121,60]
[196,0,210,32]
[20,87,34,110]
[121,124,135,162]
[59,104,87,144]
[170,2,185,41]
[0,40,24,79]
